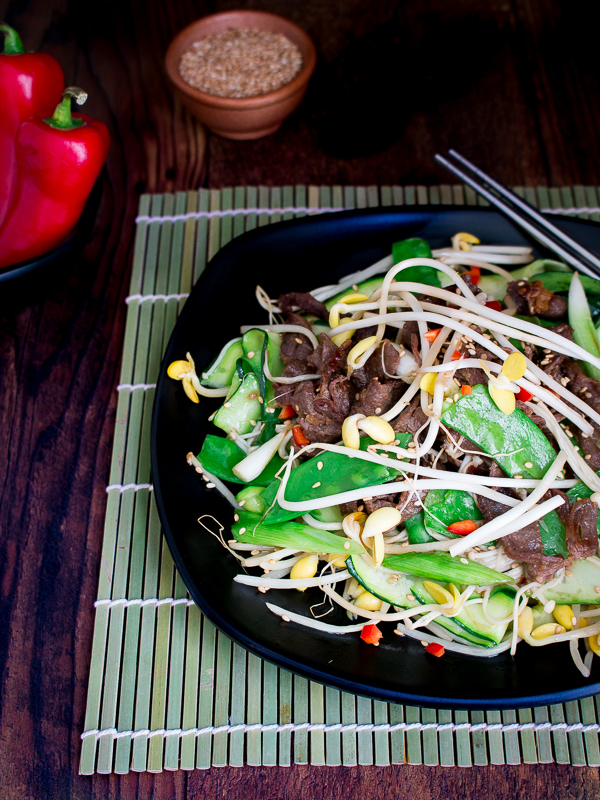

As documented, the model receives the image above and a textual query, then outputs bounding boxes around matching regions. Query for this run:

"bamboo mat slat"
[80,184,600,774]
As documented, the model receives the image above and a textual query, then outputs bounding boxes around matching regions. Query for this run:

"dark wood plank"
[1,0,600,798]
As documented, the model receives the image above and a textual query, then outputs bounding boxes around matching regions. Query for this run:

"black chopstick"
[435,150,600,281]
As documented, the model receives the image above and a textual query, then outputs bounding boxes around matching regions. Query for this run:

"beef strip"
[506,280,568,319]
[565,498,599,559]
[392,396,428,435]
[279,312,314,365]
[307,334,338,373]
[351,340,401,390]
[278,292,328,320]
[476,462,564,583]
[401,321,422,366]
[455,366,488,387]
[351,380,396,416]
[397,489,426,521]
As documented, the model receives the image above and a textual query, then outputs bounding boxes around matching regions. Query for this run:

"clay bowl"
[165,10,317,140]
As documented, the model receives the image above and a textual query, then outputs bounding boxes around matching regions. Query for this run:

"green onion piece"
[232,512,364,555]
[383,552,514,585]
[568,272,600,381]
[478,258,571,300]
[534,272,600,295]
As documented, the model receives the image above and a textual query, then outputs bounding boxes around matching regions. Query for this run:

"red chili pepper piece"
[423,328,442,343]
[517,387,533,402]
[447,519,478,535]
[0,87,110,268]
[485,300,502,312]
[360,623,383,646]
[278,404,295,420]
[292,425,310,447]
[0,24,64,227]
[468,266,481,285]
[425,642,445,657]
[451,350,464,361]
[461,385,472,395]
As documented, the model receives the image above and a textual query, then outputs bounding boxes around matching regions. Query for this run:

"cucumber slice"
[311,505,343,524]
[325,277,385,310]
[543,558,600,605]
[242,329,284,379]
[201,338,243,388]
[347,555,514,647]
[213,373,263,435]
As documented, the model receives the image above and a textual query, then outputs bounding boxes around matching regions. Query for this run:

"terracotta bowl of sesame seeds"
[165,10,317,140]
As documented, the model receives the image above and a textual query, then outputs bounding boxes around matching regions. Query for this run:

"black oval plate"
[151,205,600,709]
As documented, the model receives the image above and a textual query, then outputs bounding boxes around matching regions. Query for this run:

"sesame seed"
[556,625,565,635]
[202,474,209,482]
[524,462,533,468]
[481,354,488,360]
[586,454,592,460]
[514,474,523,479]
[572,616,578,626]
[587,393,593,399]
[239,528,246,534]
[375,407,382,414]
[394,629,404,636]
[247,351,255,358]
[595,586,600,593]
[565,569,573,578]
[230,431,237,440]
[195,466,203,474]
[250,419,257,426]
[388,575,399,584]
[258,586,267,593]
[407,594,415,602]
[566,429,573,438]
[224,401,232,408]
[421,640,429,647]
[543,349,551,354]
[282,614,291,622]
[453,393,460,402]
[353,284,359,291]
[317,461,323,470]
[239,499,246,506]
[446,398,454,403]
[206,482,216,488]
[268,558,275,565]
[460,558,469,565]
[312,482,321,489]
[518,280,526,286]
[358,505,364,512]
[540,359,549,366]
[344,541,350,550]
[251,549,260,555]
[234,514,239,522]
[401,541,409,548]
[295,337,303,344]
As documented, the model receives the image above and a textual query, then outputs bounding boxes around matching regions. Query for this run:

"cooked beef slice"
[278,292,328,320]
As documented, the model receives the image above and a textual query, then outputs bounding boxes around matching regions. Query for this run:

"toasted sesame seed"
[344,541,350,550]
[258,586,268,593]
[394,629,404,636]
[312,482,321,489]
[230,431,237,440]
[375,407,382,415]
[566,429,573,438]
[195,466,203,474]
[514,474,523,479]
[202,474,209,482]
[421,640,429,647]
[587,393,593,399]
[524,461,533,469]
[595,586,600,593]
[543,349,551,354]
[295,337,303,344]
[453,393,460,402]
[206,482,216,488]
[401,541,409,548]
[224,401,232,408]
[251,549,260,555]
[247,351,255,358]
[460,557,469,565]
[586,454,593,460]
[234,514,240,522]
[481,354,488,360]
[250,419,257,426]
[565,569,573,578]
[518,280,526,286]
[281,614,291,622]
[353,284,359,291]
[540,359,549,366]
[388,575,399,584]
[317,461,323,470]
[239,499,246,506]
[407,594,415,602]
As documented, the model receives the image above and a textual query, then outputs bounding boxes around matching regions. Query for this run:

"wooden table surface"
[1,0,600,797]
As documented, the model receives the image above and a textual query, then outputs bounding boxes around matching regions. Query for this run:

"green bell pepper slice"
[441,384,556,479]
[392,237,440,287]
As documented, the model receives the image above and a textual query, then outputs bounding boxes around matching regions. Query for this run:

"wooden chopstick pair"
[435,149,600,281]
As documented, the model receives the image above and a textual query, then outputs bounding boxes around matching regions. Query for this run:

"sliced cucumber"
[213,373,263,435]
[311,505,343,524]
[325,277,385,310]
[543,558,600,605]
[242,329,284,379]
[201,338,244,388]
[347,555,514,647]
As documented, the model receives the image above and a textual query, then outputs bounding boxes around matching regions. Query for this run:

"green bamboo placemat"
[80,183,600,774]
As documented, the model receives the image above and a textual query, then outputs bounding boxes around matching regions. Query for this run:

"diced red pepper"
[467,266,481,285]
[461,385,472,395]
[292,425,310,447]
[278,404,295,420]
[360,623,383,646]
[451,350,464,361]
[424,328,442,343]
[425,642,445,657]
[517,387,533,402]
[485,300,502,312]
[447,519,478,535]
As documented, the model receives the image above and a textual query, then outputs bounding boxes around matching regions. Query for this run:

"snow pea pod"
[198,434,285,486]
[441,384,556,479]
[392,237,441,287]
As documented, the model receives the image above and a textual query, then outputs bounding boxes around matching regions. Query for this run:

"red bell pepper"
[360,623,383,646]
[278,404,296,420]
[423,328,442,343]
[425,642,445,657]
[446,519,478,535]
[517,387,533,402]
[460,385,472,395]
[0,23,64,226]
[0,87,109,269]
[485,300,502,312]
[292,425,310,447]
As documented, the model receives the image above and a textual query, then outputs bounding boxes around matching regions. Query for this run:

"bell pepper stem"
[44,86,88,130]
[1,22,25,54]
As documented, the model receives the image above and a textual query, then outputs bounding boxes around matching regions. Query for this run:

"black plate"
[151,205,600,709]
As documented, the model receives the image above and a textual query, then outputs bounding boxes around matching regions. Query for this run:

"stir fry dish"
[168,232,600,675]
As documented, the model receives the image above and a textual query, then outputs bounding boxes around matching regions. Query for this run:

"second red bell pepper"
[0,86,109,269]
[0,23,64,227]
